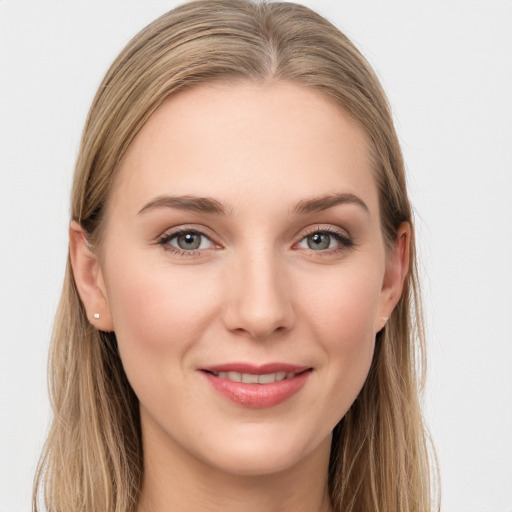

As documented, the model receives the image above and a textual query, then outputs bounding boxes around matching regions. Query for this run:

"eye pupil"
[177,232,201,250]
[307,233,330,250]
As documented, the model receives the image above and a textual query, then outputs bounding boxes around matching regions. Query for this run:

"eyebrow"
[137,192,369,217]
[293,193,369,215]
[138,195,227,215]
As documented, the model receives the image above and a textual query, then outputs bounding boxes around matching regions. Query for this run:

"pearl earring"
[93,313,100,319]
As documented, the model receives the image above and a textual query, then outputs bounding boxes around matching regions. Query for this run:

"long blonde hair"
[34,1,437,510]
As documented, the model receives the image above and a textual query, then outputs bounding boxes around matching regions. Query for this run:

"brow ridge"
[293,193,369,215]
[138,195,226,215]
[138,192,368,217]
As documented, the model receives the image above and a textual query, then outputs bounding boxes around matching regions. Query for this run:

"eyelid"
[299,224,350,238]
[157,224,218,241]
[156,224,222,254]
[154,223,354,256]
[293,224,355,252]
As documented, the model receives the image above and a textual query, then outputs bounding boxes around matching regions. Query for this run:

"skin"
[70,81,409,512]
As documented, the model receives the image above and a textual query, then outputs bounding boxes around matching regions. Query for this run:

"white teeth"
[242,373,259,384]
[258,373,276,384]
[214,371,297,383]
[275,371,287,382]
[227,371,242,382]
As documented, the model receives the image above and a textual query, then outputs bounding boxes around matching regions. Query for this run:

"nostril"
[221,267,296,338]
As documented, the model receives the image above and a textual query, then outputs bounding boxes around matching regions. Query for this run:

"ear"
[69,221,114,331]
[375,222,411,333]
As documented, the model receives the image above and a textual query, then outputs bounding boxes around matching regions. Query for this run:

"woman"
[33,1,436,511]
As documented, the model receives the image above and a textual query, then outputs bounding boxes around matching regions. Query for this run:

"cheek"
[296,262,382,411]
[300,262,382,344]
[102,259,224,427]
[103,255,219,368]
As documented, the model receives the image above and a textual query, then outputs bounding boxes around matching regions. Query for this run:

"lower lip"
[202,371,311,409]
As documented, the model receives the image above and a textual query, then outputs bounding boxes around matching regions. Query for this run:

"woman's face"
[91,81,402,476]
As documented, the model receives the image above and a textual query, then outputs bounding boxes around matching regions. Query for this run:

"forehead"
[110,81,378,217]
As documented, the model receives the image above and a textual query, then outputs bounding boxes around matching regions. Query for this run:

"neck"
[136,416,333,512]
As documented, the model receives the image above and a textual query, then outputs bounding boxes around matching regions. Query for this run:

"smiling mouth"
[203,369,309,384]
[200,364,312,408]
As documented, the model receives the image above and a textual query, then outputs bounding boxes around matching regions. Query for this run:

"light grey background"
[1,1,511,511]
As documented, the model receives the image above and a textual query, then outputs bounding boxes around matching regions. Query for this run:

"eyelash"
[298,226,355,254]
[157,226,354,257]
[157,228,215,257]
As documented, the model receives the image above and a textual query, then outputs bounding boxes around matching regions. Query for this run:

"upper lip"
[199,362,312,375]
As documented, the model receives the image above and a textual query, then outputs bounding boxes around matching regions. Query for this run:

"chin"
[194,426,332,477]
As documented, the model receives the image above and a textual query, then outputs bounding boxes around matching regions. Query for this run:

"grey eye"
[175,232,203,250]
[159,229,216,253]
[162,231,214,251]
[306,233,331,250]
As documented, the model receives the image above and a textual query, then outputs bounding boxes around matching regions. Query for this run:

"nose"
[221,249,295,339]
